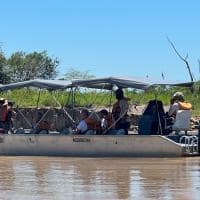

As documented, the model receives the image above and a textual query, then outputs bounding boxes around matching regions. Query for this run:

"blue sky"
[0,0,200,81]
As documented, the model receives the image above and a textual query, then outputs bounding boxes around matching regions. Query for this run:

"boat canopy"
[0,77,194,91]
[0,79,73,91]
[73,76,194,90]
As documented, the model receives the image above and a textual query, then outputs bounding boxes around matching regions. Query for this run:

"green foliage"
[63,68,95,80]
[0,50,10,84]
[7,51,59,82]
[1,86,200,116]
[0,89,69,107]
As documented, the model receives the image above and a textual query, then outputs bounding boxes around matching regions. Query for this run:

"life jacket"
[178,101,192,110]
[84,117,99,131]
[0,104,8,122]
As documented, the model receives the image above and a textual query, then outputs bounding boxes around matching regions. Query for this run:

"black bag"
[138,100,165,135]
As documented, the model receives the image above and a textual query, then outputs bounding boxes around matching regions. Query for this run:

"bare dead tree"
[166,36,194,82]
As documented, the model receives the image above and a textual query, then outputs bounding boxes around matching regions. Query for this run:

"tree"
[7,51,59,82]
[0,49,10,84]
[63,68,95,80]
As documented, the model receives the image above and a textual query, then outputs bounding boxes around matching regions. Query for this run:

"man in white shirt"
[77,119,88,133]
[76,109,89,134]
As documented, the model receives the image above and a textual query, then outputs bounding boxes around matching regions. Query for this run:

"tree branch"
[166,36,194,82]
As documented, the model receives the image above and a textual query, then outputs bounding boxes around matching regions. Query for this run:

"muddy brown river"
[0,157,199,200]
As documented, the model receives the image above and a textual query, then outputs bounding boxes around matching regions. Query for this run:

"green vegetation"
[0,46,97,84]
[0,49,58,84]
[62,68,95,80]
[1,84,200,116]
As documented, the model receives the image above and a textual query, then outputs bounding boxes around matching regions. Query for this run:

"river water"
[0,157,199,200]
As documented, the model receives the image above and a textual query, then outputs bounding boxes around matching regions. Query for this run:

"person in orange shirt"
[168,92,192,118]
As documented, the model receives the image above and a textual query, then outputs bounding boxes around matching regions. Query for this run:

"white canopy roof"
[0,77,194,91]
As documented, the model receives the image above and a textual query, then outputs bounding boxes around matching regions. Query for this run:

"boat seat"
[172,110,191,134]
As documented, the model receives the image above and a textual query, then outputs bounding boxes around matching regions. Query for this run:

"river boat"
[0,77,198,157]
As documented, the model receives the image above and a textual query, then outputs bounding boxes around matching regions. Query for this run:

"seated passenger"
[99,109,113,134]
[76,109,98,135]
[168,92,192,118]
[4,100,16,134]
[168,92,192,132]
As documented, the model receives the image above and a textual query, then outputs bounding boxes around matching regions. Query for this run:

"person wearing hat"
[168,92,192,117]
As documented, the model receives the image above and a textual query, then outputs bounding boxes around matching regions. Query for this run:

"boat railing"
[179,135,198,154]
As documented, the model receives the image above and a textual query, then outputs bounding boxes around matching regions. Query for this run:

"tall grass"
[1,86,200,116]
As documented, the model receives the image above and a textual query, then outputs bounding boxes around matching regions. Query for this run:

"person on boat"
[4,100,16,134]
[166,92,192,133]
[99,109,113,134]
[112,88,130,134]
[0,98,8,133]
[76,109,99,134]
[168,92,192,118]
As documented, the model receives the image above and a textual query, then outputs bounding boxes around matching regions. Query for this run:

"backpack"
[138,100,165,135]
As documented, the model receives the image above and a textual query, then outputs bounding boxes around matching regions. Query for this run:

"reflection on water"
[0,157,199,200]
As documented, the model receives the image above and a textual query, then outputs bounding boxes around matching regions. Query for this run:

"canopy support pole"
[72,87,77,120]
[108,89,113,113]
[154,92,163,135]
[35,108,50,128]
[66,88,72,107]
[36,89,41,108]
[16,108,33,128]
[51,93,75,125]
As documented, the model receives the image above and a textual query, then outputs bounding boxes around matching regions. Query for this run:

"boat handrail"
[179,135,198,154]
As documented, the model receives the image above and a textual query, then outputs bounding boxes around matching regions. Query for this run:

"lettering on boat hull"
[73,137,91,143]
